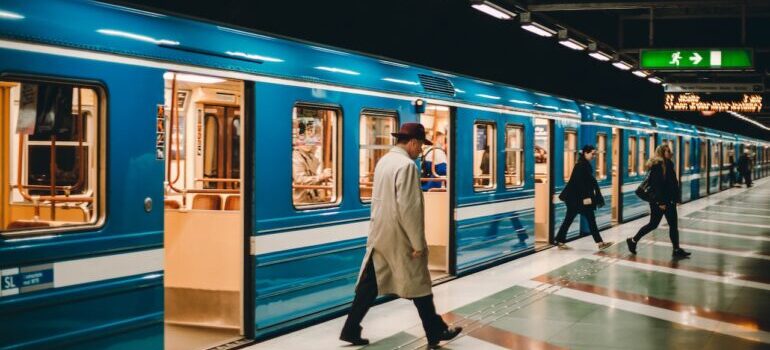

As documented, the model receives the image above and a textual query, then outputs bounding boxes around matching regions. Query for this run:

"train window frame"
[684,140,691,170]
[628,136,637,176]
[563,129,578,181]
[473,121,496,192]
[637,137,647,175]
[358,109,398,203]
[291,102,342,210]
[595,133,607,180]
[1,76,106,237]
[504,123,525,189]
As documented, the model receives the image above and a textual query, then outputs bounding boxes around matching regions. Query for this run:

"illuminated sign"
[664,93,763,113]
[641,49,753,70]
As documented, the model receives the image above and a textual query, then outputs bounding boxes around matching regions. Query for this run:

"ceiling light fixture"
[470,0,516,20]
[612,60,633,71]
[520,12,556,37]
[632,70,649,78]
[648,77,663,84]
[557,30,586,51]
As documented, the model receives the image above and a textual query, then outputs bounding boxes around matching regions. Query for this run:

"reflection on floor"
[165,323,241,350]
[253,178,770,350]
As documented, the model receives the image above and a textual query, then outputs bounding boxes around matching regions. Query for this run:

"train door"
[419,104,452,280]
[611,128,621,223]
[699,138,708,197]
[533,118,552,249]
[162,72,249,350]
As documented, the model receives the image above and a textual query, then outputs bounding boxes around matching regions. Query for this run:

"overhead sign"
[640,49,753,70]
[664,83,764,93]
[664,93,763,113]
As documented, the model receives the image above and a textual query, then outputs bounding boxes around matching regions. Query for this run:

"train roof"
[0,0,584,119]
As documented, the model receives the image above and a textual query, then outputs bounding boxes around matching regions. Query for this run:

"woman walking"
[626,144,692,258]
[554,145,612,250]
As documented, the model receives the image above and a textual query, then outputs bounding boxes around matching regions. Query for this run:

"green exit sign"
[640,49,753,70]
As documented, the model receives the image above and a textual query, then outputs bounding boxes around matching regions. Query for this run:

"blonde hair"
[645,144,669,171]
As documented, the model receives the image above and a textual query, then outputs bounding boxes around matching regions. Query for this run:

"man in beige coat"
[340,123,461,348]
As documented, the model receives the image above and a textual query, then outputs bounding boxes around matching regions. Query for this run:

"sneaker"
[672,248,692,258]
[428,327,462,348]
[556,242,572,250]
[626,238,637,254]
[598,242,613,250]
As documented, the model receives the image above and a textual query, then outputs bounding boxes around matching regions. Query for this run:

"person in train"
[292,123,333,204]
[737,149,753,188]
[626,144,692,258]
[340,123,461,348]
[554,145,613,250]
[421,131,447,191]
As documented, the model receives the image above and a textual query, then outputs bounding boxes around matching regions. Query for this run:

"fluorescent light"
[648,77,663,84]
[97,29,179,46]
[728,111,770,131]
[632,70,649,78]
[225,51,283,62]
[612,61,632,70]
[163,72,225,84]
[382,78,419,85]
[476,94,501,100]
[471,1,515,20]
[315,66,360,75]
[559,38,586,51]
[0,9,24,19]
[521,22,556,37]
[588,51,611,61]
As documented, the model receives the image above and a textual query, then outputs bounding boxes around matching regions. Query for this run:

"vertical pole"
[648,8,654,47]
[50,134,56,221]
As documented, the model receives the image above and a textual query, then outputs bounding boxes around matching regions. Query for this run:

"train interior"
[420,104,451,280]
[533,118,551,249]
[162,72,245,350]
[1,80,101,232]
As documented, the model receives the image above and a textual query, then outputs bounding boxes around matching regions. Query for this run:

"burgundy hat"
[391,122,433,145]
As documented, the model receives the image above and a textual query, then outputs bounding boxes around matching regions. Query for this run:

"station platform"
[252,179,770,350]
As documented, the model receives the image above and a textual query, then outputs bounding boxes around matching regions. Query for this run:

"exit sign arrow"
[689,52,702,65]
[640,49,753,70]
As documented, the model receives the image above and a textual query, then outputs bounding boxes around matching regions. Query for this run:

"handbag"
[635,174,655,202]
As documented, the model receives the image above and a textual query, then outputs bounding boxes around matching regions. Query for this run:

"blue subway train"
[0,1,768,349]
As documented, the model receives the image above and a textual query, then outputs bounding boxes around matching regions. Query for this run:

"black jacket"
[737,154,751,174]
[648,158,681,204]
[559,158,604,211]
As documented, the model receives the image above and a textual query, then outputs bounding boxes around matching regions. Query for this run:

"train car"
[1,2,769,350]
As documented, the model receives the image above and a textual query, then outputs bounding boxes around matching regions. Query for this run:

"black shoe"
[672,248,692,258]
[340,326,369,346]
[428,327,462,348]
[626,238,637,255]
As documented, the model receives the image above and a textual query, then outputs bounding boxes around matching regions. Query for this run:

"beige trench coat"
[359,146,432,299]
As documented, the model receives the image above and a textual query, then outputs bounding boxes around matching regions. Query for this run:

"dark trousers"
[632,202,680,249]
[741,172,753,187]
[555,206,603,244]
[342,257,448,342]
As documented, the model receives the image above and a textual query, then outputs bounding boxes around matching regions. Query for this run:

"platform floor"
[251,178,770,350]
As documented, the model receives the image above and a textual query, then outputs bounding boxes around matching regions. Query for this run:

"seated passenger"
[421,131,447,191]
[292,130,332,204]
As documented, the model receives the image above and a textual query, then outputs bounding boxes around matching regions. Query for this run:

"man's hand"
[658,204,667,210]
[411,249,424,258]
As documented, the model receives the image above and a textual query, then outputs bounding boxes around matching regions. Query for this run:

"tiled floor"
[251,178,770,349]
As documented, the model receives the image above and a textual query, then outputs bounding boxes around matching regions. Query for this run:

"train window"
[1,80,104,235]
[637,137,647,175]
[722,143,732,166]
[359,111,397,202]
[711,142,721,169]
[504,125,524,188]
[596,133,607,180]
[203,115,219,179]
[684,141,691,169]
[700,142,707,169]
[563,130,577,181]
[628,137,637,175]
[473,122,496,191]
[292,104,340,208]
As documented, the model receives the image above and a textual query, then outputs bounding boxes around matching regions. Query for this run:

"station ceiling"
[117,0,770,140]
